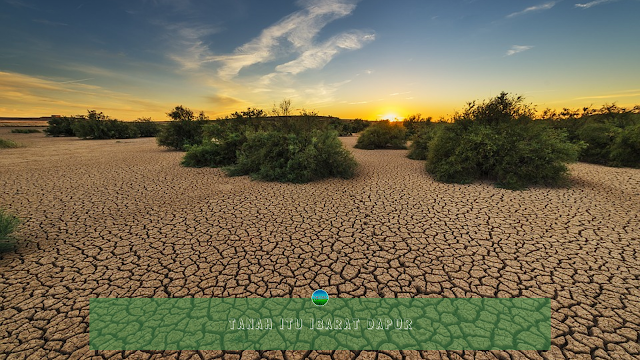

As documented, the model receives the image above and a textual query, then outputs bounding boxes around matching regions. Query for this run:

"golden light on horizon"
[379,113,402,122]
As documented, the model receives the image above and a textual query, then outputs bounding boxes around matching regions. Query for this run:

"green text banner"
[90,298,550,351]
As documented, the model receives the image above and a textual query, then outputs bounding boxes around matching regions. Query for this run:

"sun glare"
[380,113,401,122]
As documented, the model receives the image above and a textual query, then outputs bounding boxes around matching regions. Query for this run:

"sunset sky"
[1,0,639,120]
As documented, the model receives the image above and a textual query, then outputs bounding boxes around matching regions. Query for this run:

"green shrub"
[425,92,581,190]
[425,123,488,184]
[407,125,437,160]
[0,138,21,148]
[492,122,580,189]
[70,110,139,139]
[44,116,77,136]
[204,118,267,139]
[0,208,20,252]
[11,129,41,134]
[610,123,640,167]
[328,118,352,136]
[575,123,621,165]
[541,104,640,167]
[354,121,407,150]
[156,106,208,151]
[182,132,246,168]
[226,130,357,183]
[348,119,371,134]
[403,114,432,139]
[131,118,161,137]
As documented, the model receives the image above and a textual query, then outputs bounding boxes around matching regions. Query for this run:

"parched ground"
[0,128,639,360]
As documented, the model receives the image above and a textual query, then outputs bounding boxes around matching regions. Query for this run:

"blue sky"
[1,0,639,120]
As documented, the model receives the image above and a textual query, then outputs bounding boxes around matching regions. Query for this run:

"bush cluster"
[544,106,640,168]
[226,130,357,183]
[414,92,581,190]
[177,106,358,183]
[403,114,432,139]
[407,124,439,160]
[610,123,640,167]
[72,111,138,139]
[156,106,209,150]
[131,118,161,138]
[11,129,41,134]
[354,121,407,150]
[181,132,246,168]
[44,116,77,136]
[44,111,162,140]
[0,208,20,252]
[328,118,370,136]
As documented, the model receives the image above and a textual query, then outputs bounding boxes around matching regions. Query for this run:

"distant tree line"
[43,95,640,188]
[44,110,160,139]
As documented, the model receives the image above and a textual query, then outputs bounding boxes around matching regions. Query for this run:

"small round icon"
[312,289,329,306]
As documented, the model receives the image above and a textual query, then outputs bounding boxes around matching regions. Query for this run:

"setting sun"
[379,113,402,122]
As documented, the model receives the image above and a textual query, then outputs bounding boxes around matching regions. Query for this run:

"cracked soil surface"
[0,128,639,360]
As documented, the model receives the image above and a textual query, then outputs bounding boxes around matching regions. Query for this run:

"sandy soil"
[0,127,639,359]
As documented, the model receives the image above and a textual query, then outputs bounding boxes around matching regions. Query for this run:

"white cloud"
[213,0,368,79]
[507,2,556,18]
[575,0,617,8]
[573,90,640,100]
[163,0,372,80]
[274,31,374,75]
[302,79,352,105]
[506,45,534,56]
[164,23,221,70]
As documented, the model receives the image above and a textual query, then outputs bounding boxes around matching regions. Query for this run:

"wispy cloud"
[205,94,243,107]
[57,78,93,84]
[274,30,374,75]
[163,23,221,70]
[302,80,353,107]
[506,2,556,18]
[506,45,534,56]
[0,71,164,117]
[573,90,640,100]
[164,0,373,81]
[4,0,38,10]
[32,19,68,26]
[154,0,374,113]
[575,0,617,8]
[211,0,371,80]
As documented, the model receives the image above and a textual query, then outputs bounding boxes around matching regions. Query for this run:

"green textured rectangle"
[90,298,550,351]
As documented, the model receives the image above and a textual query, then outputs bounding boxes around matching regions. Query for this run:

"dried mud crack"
[0,129,639,359]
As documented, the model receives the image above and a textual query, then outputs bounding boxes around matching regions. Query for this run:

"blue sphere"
[312,289,329,306]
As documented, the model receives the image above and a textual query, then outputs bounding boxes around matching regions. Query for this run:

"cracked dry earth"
[0,128,639,360]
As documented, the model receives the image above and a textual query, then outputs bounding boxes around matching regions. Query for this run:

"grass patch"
[0,138,21,148]
[0,208,20,252]
[11,129,41,134]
